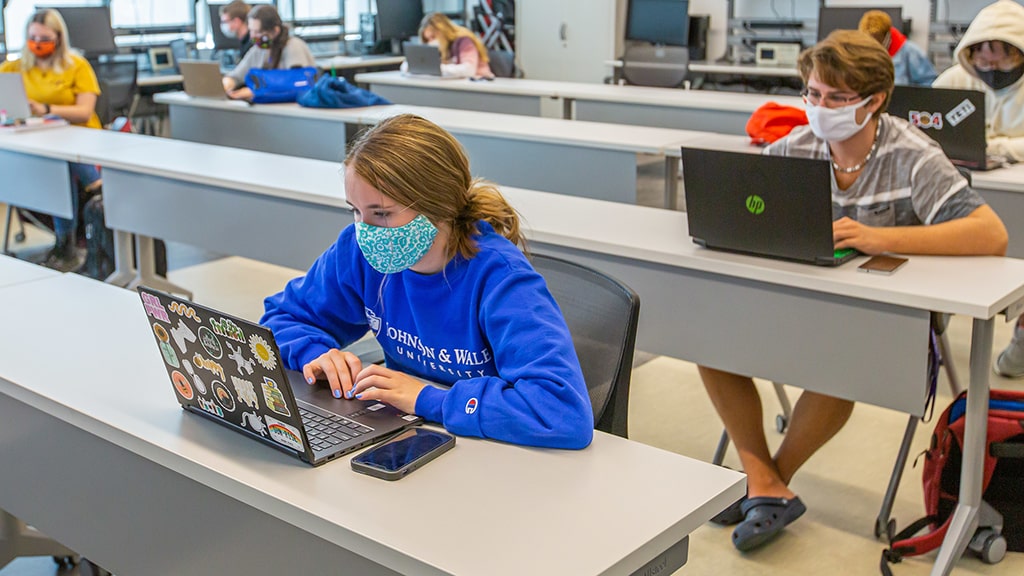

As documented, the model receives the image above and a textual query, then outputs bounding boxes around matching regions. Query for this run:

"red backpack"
[881,389,1024,574]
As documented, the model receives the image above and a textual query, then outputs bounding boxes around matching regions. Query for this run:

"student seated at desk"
[858,10,936,86]
[933,0,1024,163]
[261,114,593,450]
[0,9,102,272]
[219,0,254,59]
[221,5,315,101]
[402,12,494,79]
[702,30,1007,553]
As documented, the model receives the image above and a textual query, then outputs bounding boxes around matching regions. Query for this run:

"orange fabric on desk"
[746,102,808,145]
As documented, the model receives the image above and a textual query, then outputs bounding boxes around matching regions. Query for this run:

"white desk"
[137,73,183,88]
[0,255,60,288]
[973,163,1024,258]
[355,70,803,134]
[316,54,405,71]
[606,59,801,79]
[0,273,744,576]
[153,93,748,208]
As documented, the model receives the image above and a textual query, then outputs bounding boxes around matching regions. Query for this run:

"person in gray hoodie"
[934,0,1024,163]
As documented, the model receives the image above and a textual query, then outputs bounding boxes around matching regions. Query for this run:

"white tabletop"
[605,59,801,79]
[356,70,804,112]
[138,73,184,87]
[316,55,405,70]
[0,254,60,288]
[0,273,745,576]
[973,162,1024,194]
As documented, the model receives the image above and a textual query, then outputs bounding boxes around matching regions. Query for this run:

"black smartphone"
[857,254,908,275]
[351,428,455,480]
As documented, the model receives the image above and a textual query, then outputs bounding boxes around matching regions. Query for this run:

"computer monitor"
[817,6,902,42]
[376,0,424,43]
[53,6,117,57]
[625,0,690,47]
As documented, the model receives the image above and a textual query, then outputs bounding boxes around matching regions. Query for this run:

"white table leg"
[126,235,192,299]
[929,317,993,576]
[665,157,680,211]
[0,508,77,569]
[104,229,136,287]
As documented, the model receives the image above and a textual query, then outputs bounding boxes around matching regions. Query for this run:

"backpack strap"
[880,514,949,576]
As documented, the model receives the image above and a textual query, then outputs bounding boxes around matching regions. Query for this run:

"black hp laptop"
[682,147,857,266]
[138,287,421,466]
[888,85,1005,171]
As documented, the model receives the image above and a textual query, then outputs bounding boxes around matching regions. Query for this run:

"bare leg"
[773,390,855,486]
[699,366,793,499]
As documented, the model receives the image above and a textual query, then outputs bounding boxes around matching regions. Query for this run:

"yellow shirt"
[0,54,102,129]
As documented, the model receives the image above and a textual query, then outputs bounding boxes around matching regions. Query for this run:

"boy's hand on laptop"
[303,349,363,399]
[833,217,886,255]
[349,365,426,415]
[228,87,254,101]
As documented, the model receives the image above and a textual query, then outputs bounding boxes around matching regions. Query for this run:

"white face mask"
[804,97,873,142]
[220,23,235,39]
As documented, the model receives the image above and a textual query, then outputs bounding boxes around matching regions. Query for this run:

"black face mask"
[977,65,1024,90]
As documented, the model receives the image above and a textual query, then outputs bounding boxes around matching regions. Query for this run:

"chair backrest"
[530,254,640,438]
[621,43,689,88]
[93,60,138,127]
[488,48,517,78]
[169,39,190,72]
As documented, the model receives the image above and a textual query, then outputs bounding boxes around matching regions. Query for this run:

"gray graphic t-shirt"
[763,113,985,226]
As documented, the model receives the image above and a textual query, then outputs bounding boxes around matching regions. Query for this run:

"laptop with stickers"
[682,146,857,266]
[887,85,1005,171]
[137,286,421,466]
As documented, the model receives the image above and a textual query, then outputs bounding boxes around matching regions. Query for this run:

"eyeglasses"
[801,89,864,107]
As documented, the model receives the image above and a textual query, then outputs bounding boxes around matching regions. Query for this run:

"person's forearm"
[877,210,1007,256]
[49,104,93,124]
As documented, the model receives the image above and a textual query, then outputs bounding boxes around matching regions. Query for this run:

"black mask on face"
[977,64,1024,90]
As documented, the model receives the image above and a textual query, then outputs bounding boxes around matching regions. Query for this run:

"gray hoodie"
[933,0,1024,161]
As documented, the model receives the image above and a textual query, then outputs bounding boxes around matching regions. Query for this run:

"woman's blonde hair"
[798,29,894,116]
[344,114,524,261]
[418,12,489,64]
[21,9,75,73]
[858,10,893,46]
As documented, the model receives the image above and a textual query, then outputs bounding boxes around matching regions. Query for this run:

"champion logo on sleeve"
[465,397,478,415]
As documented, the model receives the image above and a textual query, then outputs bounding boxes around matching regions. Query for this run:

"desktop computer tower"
[688,14,710,62]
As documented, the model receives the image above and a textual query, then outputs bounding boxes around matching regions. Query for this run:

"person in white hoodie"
[933,0,1024,163]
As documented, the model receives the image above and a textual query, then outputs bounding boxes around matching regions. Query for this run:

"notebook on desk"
[137,287,421,467]
[887,86,1006,171]
[682,147,857,266]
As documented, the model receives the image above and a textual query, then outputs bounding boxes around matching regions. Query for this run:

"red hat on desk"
[746,102,808,145]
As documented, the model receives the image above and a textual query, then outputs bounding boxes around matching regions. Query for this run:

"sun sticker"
[249,334,277,371]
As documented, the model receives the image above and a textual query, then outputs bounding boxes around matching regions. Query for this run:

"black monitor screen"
[376,0,424,41]
[54,6,117,56]
[817,6,902,42]
[626,0,690,47]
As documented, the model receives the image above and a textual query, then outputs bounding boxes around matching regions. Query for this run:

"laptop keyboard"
[299,406,374,452]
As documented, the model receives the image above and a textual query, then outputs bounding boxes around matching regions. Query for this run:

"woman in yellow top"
[0,9,103,271]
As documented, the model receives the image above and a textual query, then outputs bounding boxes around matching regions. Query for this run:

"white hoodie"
[933,0,1024,161]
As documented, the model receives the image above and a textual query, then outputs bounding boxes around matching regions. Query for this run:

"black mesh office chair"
[168,38,190,73]
[621,44,690,89]
[93,60,138,128]
[531,254,640,438]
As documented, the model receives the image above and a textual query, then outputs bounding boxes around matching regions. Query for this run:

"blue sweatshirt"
[261,222,594,449]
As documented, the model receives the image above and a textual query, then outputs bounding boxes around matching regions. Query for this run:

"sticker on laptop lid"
[170,319,197,354]
[141,292,170,323]
[171,370,194,400]
[168,301,201,322]
[240,411,267,436]
[232,376,259,409]
[249,334,277,371]
[212,380,235,413]
[209,317,245,343]
[265,415,304,451]
[945,98,976,127]
[192,353,225,380]
[160,341,180,369]
[198,326,223,359]
[198,396,224,418]
[226,342,255,376]
[261,377,290,417]
[182,360,207,395]
[153,322,169,343]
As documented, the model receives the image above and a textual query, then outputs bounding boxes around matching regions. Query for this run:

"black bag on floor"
[81,195,168,280]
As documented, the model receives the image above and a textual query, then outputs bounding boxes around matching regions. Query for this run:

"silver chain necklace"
[830,120,881,174]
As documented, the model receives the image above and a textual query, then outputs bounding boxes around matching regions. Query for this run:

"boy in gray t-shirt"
[704,30,1007,554]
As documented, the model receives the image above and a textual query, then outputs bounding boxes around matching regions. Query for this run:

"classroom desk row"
[0,255,744,576]
[4,126,1024,574]
[153,92,755,209]
[136,54,407,89]
[354,70,804,133]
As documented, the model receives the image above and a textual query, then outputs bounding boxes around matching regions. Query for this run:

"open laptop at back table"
[0,74,34,123]
[138,286,422,467]
[887,85,1006,171]
[682,146,857,266]
[401,42,464,79]
[179,59,232,99]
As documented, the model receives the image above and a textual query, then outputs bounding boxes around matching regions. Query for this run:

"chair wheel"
[775,414,788,433]
[969,529,1007,564]
[15,232,26,242]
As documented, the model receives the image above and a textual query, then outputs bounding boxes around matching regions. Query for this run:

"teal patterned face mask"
[355,214,439,274]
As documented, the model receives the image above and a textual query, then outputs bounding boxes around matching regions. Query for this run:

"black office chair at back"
[621,44,690,88]
[487,48,517,78]
[168,39,190,73]
[93,60,138,128]
[530,254,641,438]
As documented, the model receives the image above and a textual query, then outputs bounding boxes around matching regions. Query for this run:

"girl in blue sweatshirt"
[262,114,593,449]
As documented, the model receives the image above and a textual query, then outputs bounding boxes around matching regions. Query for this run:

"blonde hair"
[858,10,892,46]
[345,114,525,261]
[798,29,894,116]
[418,12,489,64]
[21,10,75,73]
